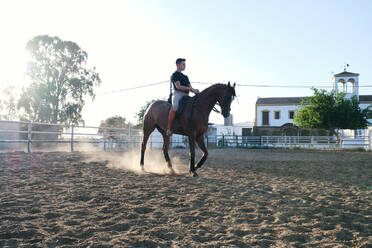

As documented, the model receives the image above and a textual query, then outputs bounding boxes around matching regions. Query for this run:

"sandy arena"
[0,148,371,247]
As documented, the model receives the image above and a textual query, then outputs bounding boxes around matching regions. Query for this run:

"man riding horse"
[167,58,199,136]
[140,58,236,177]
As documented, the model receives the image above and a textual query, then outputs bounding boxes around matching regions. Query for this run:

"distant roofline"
[256,95,372,105]
[334,71,359,77]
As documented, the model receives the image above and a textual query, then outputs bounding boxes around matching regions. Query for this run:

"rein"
[213,105,221,114]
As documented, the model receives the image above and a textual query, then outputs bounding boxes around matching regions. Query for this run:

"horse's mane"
[199,83,227,97]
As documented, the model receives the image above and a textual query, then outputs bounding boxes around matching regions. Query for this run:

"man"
[167,58,199,136]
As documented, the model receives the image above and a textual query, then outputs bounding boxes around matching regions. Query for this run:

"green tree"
[134,99,157,129]
[99,115,130,130]
[98,115,131,139]
[294,88,370,142]
[18,35,101,124]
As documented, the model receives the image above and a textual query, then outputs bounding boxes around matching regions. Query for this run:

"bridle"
[214,88,236,116]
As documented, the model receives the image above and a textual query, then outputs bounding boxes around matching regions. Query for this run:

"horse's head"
[218,82,236,118]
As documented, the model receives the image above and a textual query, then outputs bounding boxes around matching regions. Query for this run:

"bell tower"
[333,66,359,100]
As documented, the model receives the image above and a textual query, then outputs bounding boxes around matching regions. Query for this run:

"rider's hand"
[192,88,200,94]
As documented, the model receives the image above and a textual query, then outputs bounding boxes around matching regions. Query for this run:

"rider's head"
[176,58,186,71]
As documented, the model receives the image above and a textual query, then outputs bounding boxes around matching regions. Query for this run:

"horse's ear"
[233,82,236,88]
[228,81,231,87]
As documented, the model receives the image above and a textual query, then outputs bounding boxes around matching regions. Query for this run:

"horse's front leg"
[195,134,208,171]
[188,134,199,178]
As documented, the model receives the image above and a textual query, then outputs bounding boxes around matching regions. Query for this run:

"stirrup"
[166,128,173,136]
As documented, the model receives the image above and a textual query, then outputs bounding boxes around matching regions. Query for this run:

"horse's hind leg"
[159,129,175,174]
[188,134,199,178]
[140,121,155,170]
[195,135,208,170]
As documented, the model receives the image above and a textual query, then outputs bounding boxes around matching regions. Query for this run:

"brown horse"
[140,82,236,177]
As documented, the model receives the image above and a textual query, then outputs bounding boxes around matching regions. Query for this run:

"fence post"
[206,135,209,148]
[70,124,74,152]
[129,124,132,149]
[27,121,32,153]
[222,135,225,147]
[103,128,107,151]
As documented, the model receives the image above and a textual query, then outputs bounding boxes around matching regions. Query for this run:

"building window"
[274,111,280,120]
[262,111,269,125]
[289,111,294,119]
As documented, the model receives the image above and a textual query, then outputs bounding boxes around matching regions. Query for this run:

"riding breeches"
[172,91,188,111]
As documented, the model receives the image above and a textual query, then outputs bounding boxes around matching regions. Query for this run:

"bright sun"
[0,46,32,95]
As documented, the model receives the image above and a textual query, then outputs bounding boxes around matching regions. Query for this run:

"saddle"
[169,95,197,133]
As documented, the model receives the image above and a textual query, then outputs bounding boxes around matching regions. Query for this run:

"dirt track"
[0,148,371,247]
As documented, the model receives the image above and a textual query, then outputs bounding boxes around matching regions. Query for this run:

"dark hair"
[176,58,186,64]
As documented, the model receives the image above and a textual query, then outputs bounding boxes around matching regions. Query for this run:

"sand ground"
[0,148,371,247]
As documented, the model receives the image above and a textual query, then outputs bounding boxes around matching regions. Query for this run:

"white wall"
[233,121,254,135]
[215,125,234,135]
[256,105,301,127]
[257,102,371,127]
[210,122,253,136]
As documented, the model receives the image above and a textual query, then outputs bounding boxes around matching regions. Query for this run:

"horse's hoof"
[190,171,199,178]
[169,168,175,174]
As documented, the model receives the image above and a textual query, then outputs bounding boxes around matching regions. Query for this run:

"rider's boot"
[167,109,176,136]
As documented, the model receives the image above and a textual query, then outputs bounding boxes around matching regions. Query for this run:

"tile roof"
[256,97,304,105]
[334,71,359,77]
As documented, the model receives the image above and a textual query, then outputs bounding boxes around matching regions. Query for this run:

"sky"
[1,0,372,126]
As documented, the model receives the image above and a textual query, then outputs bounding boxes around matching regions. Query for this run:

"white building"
[255,70,372,128]
[208,114,254,137]
[255,97,302,127]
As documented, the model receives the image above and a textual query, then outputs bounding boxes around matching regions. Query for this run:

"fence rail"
[214,135,370,150]
[0,120,371,152]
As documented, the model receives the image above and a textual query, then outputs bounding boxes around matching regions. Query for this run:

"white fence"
[0,120,140,152]
[213,135,370,150]
[0,120,371,152]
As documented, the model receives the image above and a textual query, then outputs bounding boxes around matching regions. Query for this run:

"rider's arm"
[175,81,195,93]
[189,82,199,94]
[189,84,199,94]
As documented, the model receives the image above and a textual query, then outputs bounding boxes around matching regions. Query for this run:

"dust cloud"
[85,148,188,175]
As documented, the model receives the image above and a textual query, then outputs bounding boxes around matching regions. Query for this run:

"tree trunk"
[52,102,59,124]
